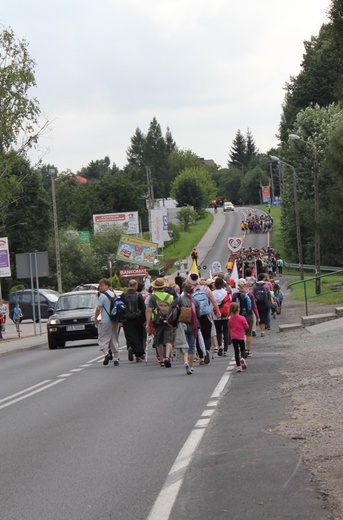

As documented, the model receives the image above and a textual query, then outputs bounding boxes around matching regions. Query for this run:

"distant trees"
[171,166,217,212]
[228,129,258,169]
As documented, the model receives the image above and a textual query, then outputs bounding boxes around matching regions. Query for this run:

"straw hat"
[205,278,216,286]
[151,277,166,289]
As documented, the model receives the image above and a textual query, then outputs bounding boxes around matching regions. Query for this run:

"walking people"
[95,278,120,366]
[145,278,175,367]
[211,277,231,357]
[173,283,200,374]
[252,273,272,337]
[12,302,23,335]
[187,273,221,365]
[232,278,259,357]
[0,298,7,335]
[120,279,146,362]
[228,302,249,373]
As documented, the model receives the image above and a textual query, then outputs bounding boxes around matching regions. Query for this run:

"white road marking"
[147,364,232,520]
[0,380,51,404]
[57,373,73,377]
[69,368,84,372]
[0,379,64,411]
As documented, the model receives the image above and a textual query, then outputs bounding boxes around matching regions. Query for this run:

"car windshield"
[44,292,60,303]
[55,293,98,311]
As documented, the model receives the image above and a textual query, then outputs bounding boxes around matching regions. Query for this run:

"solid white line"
[210,371,231,399]
[146,428,206,520]
[0,380,51,404]
[0,379,64,411]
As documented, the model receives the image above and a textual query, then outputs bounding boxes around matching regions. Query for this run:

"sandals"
[164,358,171,368]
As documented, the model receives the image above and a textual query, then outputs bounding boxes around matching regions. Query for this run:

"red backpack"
[218,293,231,318]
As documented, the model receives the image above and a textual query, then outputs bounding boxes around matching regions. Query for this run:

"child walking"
[228,302,249,373]
[12,302,23,335]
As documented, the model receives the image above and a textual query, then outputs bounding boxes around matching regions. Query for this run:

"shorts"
[154,323,174,346]
[243,314,254,336]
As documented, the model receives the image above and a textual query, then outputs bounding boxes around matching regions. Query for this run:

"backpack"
[236,292,252,316]
[192,287,211,316]
[103,292,127,323]
[153,293,172,324]
[253,284,269,305]
[166,297,181,328]
[218,293,231,318]
[125,292,141,319]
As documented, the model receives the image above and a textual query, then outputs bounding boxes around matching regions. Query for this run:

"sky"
[1,0,331,173]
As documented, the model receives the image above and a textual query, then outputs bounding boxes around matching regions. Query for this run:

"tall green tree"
[171,166,216,212]
[228,130,246,167]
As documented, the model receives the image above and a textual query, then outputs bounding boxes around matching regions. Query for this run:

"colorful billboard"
[116,235,158,268]
[93,212,139,234]
[150,208,170,247]
[0,237,11,277]
[262,186,271,204]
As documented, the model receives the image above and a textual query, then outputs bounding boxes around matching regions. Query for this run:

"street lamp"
[269,156,304,280]
[289,134,320,294]
[49,168,62,293]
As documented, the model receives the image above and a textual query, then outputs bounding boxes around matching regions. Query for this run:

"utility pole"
[49,169,62,293]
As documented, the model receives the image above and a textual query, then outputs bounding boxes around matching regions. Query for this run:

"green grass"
[161,212,213,272]
[287,274,343,305]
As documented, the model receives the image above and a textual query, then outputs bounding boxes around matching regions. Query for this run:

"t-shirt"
[98,290,116,324]
[228,314,249,340]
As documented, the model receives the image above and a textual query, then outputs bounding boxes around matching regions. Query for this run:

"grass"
[287,274,343,305]
[161,211,213,273]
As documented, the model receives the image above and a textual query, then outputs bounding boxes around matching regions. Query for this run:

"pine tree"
[228,130,246,168]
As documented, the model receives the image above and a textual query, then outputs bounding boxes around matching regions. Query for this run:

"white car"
[223,202,235,212]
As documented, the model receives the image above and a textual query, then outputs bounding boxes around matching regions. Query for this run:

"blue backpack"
[237,292,252,316]
[103,292,127,323]
[192,287,211,316]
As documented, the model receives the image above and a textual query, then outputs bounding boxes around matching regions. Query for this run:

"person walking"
[95,278,120,366]
[173,283,200,374]
[211,277,231,357]
[232,279,259,357]
[252,273,272,337]
[228,302,249,373]
[12,302,23,335]
[187,273,221,365]
[145,278,175,368]
[120,279,146,362]
[0,298,7,335]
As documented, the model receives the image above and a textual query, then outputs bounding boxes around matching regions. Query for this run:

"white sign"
[0,237,11,277]
[150,208,170,247]
[212,261,222,275]
[227,237,243,253]
[93,212,139,234]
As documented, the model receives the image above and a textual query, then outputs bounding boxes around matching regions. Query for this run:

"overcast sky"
[2,0,330,172]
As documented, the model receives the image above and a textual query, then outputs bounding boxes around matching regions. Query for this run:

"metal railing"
[287,270,343,316]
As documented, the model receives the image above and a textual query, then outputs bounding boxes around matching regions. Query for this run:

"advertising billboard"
[93,212,139,234]
[116,235,158,268]
[0,237,11,277]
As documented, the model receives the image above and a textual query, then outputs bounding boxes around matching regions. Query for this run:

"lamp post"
[269,156,304,280]
[289,134,320,294]
[49,168,62,293]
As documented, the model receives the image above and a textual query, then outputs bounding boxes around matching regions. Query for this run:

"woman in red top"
[228,302,249,373]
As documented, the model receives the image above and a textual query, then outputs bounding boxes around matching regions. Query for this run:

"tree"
[176,206,197,232]
[171,167,217,212]
[0,27,41,153]
[228,130,246,167]
[78,156,112,180]
[126,128,146,167]
[245,128,259,165]
[238,167,269,205]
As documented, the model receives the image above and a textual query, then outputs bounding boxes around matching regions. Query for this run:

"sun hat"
[205,278,216,286]
[151,277,166,289]
[187,272,200,285]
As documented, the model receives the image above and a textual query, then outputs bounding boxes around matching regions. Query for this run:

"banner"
[116,235,158,268]
[150,208,170,247]
[262,186,271,204]
[119,268,148,278]
[0,237,11,277]
[227,237,243,253]
[93,212,139,234]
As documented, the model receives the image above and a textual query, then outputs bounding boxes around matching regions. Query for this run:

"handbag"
[178,305,192,323]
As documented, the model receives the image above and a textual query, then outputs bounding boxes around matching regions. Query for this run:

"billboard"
[150,208,170,247]
[0,237,11,277]
[116,235,158,268]
[262,186,271,204]
[93,212,139,234]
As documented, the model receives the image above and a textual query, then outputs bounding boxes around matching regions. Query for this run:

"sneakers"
[252,330,256,337]
[103,350,113,366]
[184,362,189,374]
[164,358,171,368]
[218,347,223,357]
[240,357,247,369]
[136,355,145,362]
[187,367,194,375]
[246,350,252,357]
[113,359,119,366]
[213,347,218,354]
[236,366,242,373]
[204,351,210,364]
[128,347,134,362]
[261,331,265,337]
[223,351,228,357]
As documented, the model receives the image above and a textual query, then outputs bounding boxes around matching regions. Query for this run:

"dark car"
[9,289,60,321]
[47,290,99,350]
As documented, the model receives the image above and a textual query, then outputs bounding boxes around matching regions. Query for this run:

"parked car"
[47,290,99,350]
[9,289,60,321]
[223,201,235,212]
[73,283,99,291]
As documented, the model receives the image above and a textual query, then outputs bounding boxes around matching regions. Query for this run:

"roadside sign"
[212,261,222,275]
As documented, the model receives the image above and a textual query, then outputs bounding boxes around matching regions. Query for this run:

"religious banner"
[227,237,243,253]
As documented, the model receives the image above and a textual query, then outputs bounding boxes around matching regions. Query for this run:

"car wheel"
[48,334,58,350]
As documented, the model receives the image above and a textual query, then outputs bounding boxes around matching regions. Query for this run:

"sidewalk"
[0,319,47,357]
